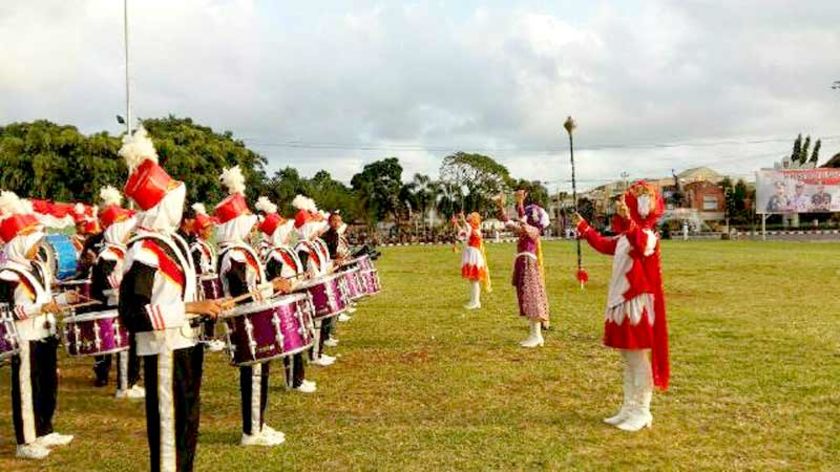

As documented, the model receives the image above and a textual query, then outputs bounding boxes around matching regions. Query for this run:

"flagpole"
[564,116,587,289]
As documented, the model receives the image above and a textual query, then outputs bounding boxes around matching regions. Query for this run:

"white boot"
[519,320,544,348]
[604,352,633,425]
[36,432,74,447]
[16,443,51,460]
[464,281,481,310]
[617,350,653,432]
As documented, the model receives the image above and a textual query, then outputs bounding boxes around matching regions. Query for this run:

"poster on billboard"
[756,168,840,214]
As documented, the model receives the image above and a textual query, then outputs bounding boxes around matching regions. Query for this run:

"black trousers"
[143,346,204,472]
[94,334,141,390]
[11,337,58,445]
[283,353,305,388]
[239,361,270,435]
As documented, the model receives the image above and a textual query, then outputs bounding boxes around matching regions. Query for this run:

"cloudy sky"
[1,0,839,192]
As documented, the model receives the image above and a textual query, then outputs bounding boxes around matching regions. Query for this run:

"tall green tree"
[439,151,511,216]
[350,157,404,224]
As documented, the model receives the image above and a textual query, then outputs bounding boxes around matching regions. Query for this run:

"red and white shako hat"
[0,191,41,243]
[255,196,285,236]
[623,181,665,229]
[292,195,321,239]
[214,166,250,224]
[98,186,134,229]
[192,203,216,233]
[120,126,181,211]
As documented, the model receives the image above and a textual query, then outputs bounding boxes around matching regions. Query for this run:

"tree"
[809,139,821,165]
[350,157,404,224]
[510,179,549,207]
[0,120,124,202]
[800,135,811,165]
[791,133,803,163]
[141,116,268,204]
[439,152,511,216]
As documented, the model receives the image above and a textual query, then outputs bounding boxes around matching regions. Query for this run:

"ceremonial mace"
[564,116,588,289]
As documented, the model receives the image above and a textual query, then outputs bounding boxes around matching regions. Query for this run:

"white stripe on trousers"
[118,351,129,391]
[17,342,36,444]
[157,350,176,472]
[251,363,261,434]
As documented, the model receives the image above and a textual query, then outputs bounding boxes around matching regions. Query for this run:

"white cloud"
[1,0,839,192]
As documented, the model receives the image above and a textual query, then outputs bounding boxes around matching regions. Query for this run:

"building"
[684,180,725,221]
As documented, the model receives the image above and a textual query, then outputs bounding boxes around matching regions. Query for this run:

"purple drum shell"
[63,310,129,357]
[222,294,314,366]
[341,268,365,301]
[200,275,223,300]
[294,273,349,319]
[0,316,20,362]
[361,269,381,295]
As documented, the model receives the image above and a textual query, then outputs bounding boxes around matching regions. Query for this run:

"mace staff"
[564,116,588,289]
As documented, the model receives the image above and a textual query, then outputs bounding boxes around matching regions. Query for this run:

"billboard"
[756,168,840,214]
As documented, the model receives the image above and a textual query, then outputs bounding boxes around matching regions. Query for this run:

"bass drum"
[39,234,79,281]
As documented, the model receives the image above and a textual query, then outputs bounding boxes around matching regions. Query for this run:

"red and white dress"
[459,226,486,282]
[577,218,670,389]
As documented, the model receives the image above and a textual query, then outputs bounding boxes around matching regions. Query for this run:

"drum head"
[294,273,341,289]
[223,293,307,318]
[67,310,119,322]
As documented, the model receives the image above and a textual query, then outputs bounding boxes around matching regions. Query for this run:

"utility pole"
[124,0,132,135]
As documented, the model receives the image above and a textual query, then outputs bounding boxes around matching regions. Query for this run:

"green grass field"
[1,240,839,471]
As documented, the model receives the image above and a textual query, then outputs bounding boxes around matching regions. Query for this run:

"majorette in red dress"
[576,181,670,432]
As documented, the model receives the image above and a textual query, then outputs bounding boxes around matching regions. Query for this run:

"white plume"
[255,196,277,214]
[220,166,246,195]
[292,194,317,212]
[0,191,29,215]
[99,186,123,206]
[192,203,207,216]
[119,125,158,171]
[74,202,86,215]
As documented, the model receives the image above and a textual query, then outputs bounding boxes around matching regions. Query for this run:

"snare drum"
[0,305,20,365]
[339,266,365,301]
[199,274,223,300]
[343,254,374,273]
[221,294,315,366]
[293,273,350,319]
[361,269,381,296]
[63,310,129,357]
[40,234,79,281]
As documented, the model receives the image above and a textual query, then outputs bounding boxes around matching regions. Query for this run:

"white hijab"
[3,230,44,267]
[217,213,258,244]
[136,183,186,234]
[103,215,137,247]
[264,219,295,247]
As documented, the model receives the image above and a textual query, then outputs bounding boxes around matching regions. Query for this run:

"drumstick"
[58,301,102,313]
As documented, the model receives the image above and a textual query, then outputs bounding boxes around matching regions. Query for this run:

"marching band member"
[322,211,356,319]
[256,196,317,394]
[117,127,223,471]
[0,191,75,460]
[215,167,291,447]
[573,182,670,432]
[293,196,336,367]
[493,191,551,348]
[89,186,144,399]
[189,203,225,352]
[452,212,490,310]
[72,203,103,277]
